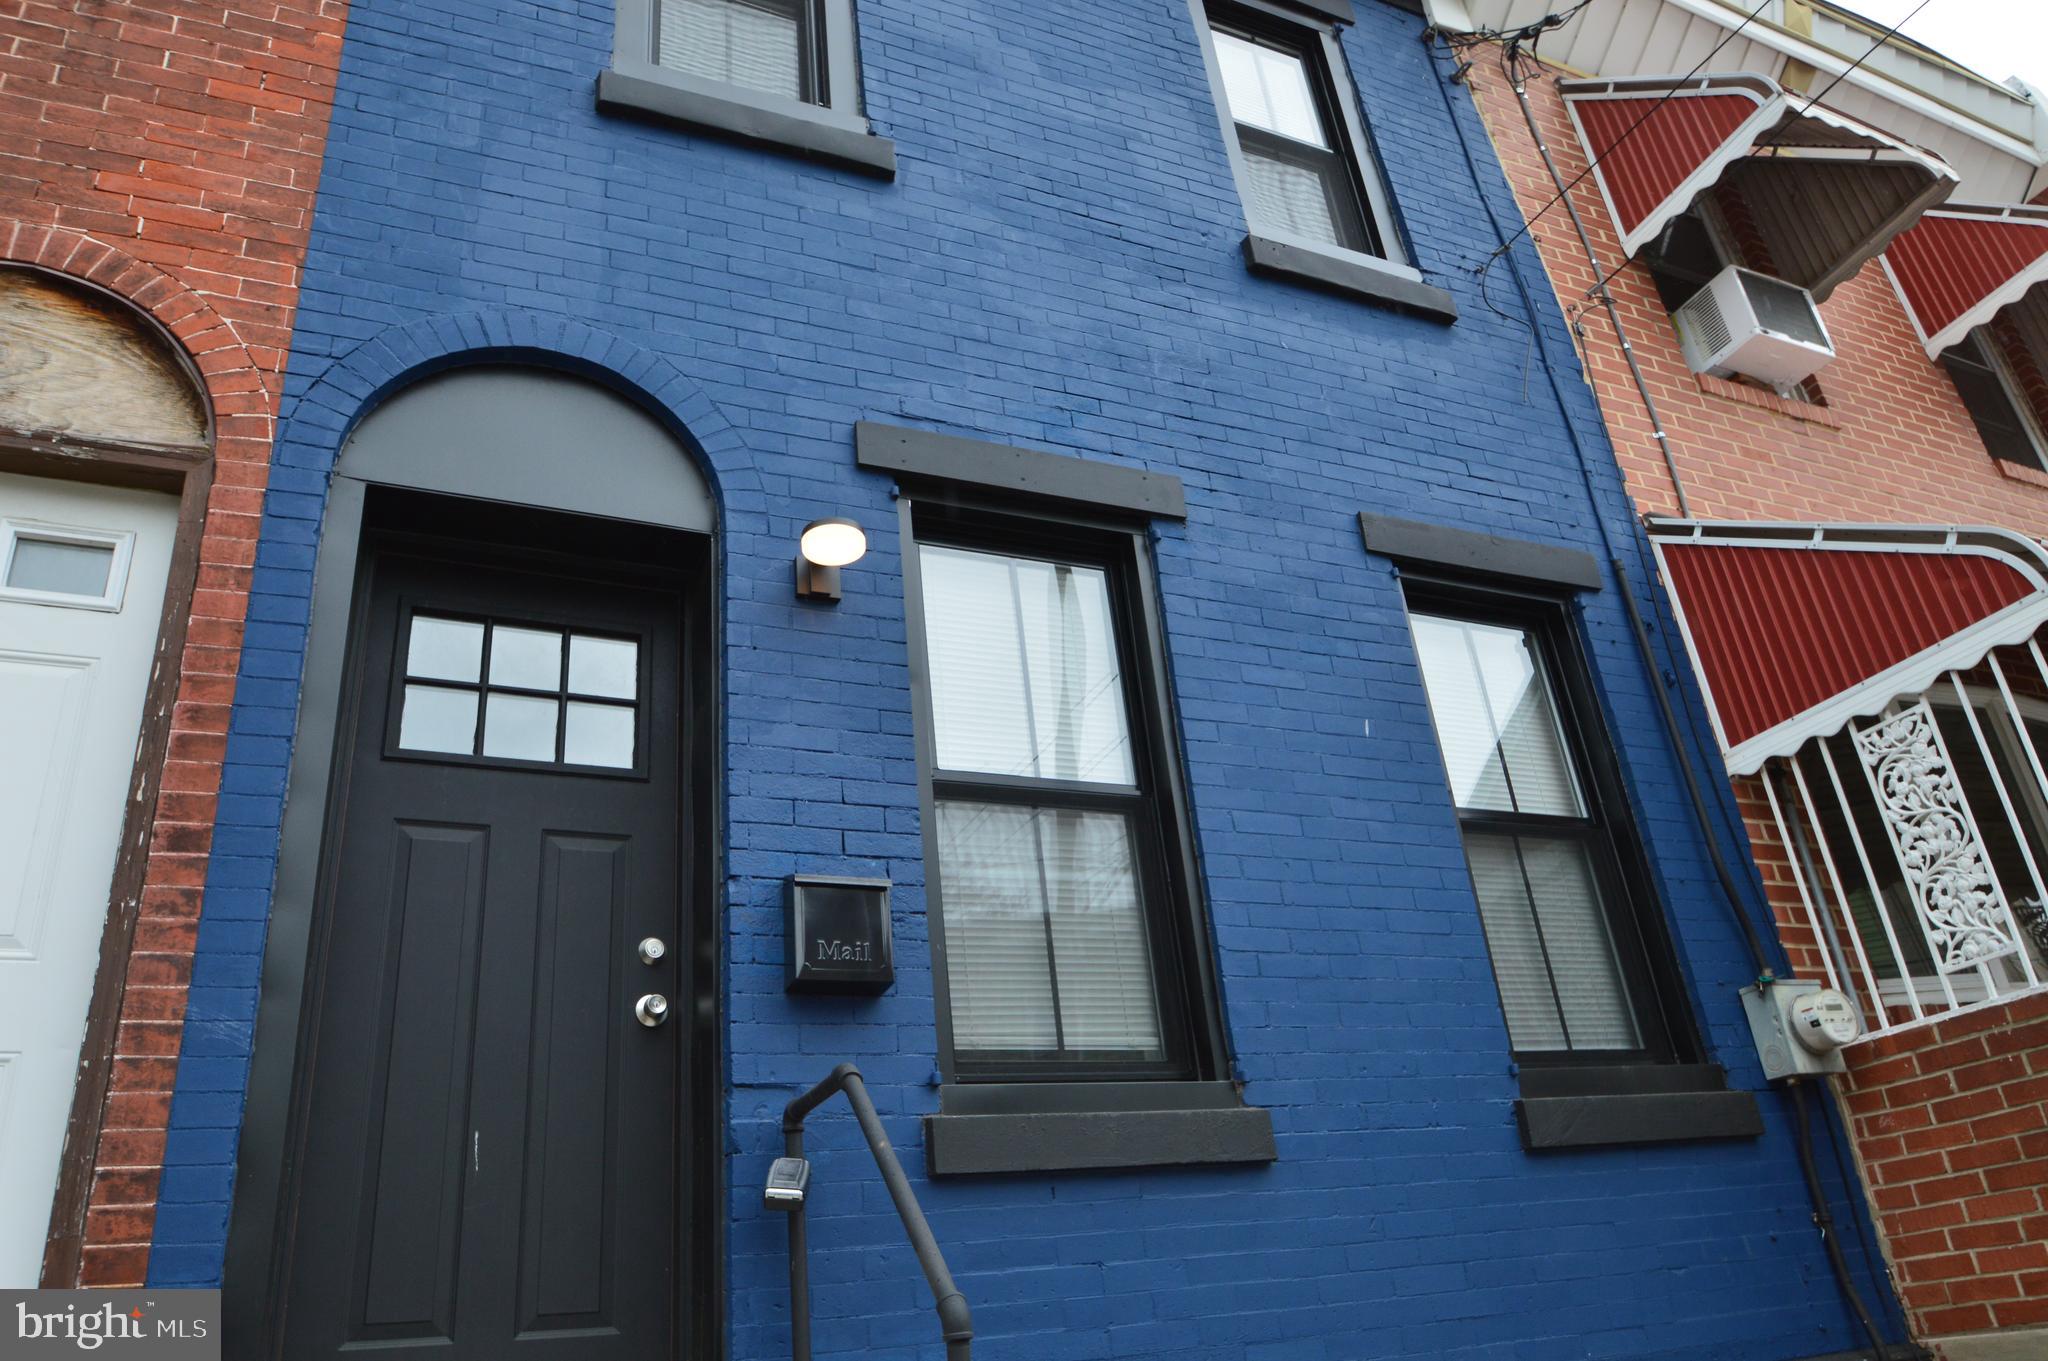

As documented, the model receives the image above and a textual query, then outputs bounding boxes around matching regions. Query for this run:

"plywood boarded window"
[0,269,207,449]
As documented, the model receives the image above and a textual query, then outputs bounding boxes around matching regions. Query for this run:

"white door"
[0,471,178,1286]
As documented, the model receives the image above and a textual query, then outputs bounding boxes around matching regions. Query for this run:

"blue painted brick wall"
[149,0,1904,1357]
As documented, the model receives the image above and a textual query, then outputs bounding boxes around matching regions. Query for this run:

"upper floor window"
[1943,328,2048,474]
[1197,2,1400,263]
[1406,590,1686,1064]
[599,0,894,177]
[1640,202,1732,315]
[906,508,1219,1084]
[658,0,819,104]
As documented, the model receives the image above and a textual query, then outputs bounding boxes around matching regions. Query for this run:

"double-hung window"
[600,0,893,176]
[907,513,1204,1082]
[657,0,818,102]
[1406,592,1681,1064]
[1943,328,2048,474]
[1196,2,1400,263]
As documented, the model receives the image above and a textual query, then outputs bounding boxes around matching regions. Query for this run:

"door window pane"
[399,685,479,755]
[569,634,638,699]
[1412,614,1584,817]
[488,626,563,690]
[936,801,1162,1058]
[6,536,114,597]
[1466,833,1639,1052]
[565,702,635,768]
[395,615,643,771]
[406,616,485,683]
[658,0,803,100]
[1211,29,1325,147]
[483,692,559,761]
[920,546,1136,784]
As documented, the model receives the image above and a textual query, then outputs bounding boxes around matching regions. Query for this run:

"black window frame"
[597,0,894,178]
[1193,0,1408,271]
[1943,326,2048,474]
[902,499,1228,1088]
[1402,575,1702,1073]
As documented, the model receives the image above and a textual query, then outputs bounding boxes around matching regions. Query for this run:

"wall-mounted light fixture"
[796,517,867,602]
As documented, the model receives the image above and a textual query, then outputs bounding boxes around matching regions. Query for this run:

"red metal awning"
[1884,204,2048,357]
[1561,73,1957,302]
[1649,522,2048,773]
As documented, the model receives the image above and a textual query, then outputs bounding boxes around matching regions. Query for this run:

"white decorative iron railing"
[1758,641,2048,1040]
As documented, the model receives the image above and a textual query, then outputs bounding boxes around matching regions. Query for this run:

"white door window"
[0,472,177,1286]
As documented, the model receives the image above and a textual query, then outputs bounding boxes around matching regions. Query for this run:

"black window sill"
[1242,234,1457,322]
[1515,1063,1763,1151]
[595,68,896,179]
[924,1081,1276,1175]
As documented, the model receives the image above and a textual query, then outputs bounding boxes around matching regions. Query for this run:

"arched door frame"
[222,359,722,1359]
[0,258,222,1288]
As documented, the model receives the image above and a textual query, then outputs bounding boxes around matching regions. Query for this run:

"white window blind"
[1466,834,1638,1051]
[1240,156,1339,247]
[919,542,1165,1065]
[1411,614,1583,817]
[1413,612,1639,1053]
[920,545,1135,785]
[936,802,1161,1057]
[657,0,803,101]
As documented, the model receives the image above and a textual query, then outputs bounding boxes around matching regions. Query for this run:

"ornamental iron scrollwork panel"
[1851,701,2023,974]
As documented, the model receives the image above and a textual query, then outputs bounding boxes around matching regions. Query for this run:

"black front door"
[282,537,688,1359]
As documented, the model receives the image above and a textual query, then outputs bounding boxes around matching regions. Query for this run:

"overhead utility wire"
[1457,0,1777,266]
[1780,0,1932,127]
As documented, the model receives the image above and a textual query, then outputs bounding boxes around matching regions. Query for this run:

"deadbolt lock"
[638,937,667,965]
[635,994,670,1027]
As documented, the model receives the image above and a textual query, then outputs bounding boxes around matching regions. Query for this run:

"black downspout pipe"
[782,1063,973,1361]
[1615,560,1898,1361]
[1613,558,1776,976]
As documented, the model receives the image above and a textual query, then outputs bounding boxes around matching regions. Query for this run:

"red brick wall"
[1466,53,2048,1346]
[1848,991,2048,1338]
[1467,60,2048,530]
[0,0,346,1287]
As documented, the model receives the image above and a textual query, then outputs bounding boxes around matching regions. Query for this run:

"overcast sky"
[1845,1,2048,96]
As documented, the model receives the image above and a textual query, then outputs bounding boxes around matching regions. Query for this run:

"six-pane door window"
[1408,604,1671,1058]
[1204,4,1386,257]
[394,613,642,771]
[915,540,1187,1077]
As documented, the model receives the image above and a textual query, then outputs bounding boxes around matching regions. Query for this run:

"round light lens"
[799,518,867,568]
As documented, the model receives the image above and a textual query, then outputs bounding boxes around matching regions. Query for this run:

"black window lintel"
[1362,511,1601,591]
[1243,235,1457,320]
[857,421,1187,518]
[596,68,896,178]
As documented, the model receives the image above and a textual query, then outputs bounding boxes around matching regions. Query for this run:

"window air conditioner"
[1672,264,1836,386]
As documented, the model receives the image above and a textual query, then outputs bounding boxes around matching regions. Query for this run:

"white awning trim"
[1560,71,1958,300]
[1883,204,2048,358]
[1648,519,2048,776]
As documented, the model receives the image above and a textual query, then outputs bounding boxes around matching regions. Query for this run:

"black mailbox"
[785,874,894,994]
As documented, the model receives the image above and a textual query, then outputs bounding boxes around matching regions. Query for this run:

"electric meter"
[1788,988,1859,1054]
[1740,979,1858,1080]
